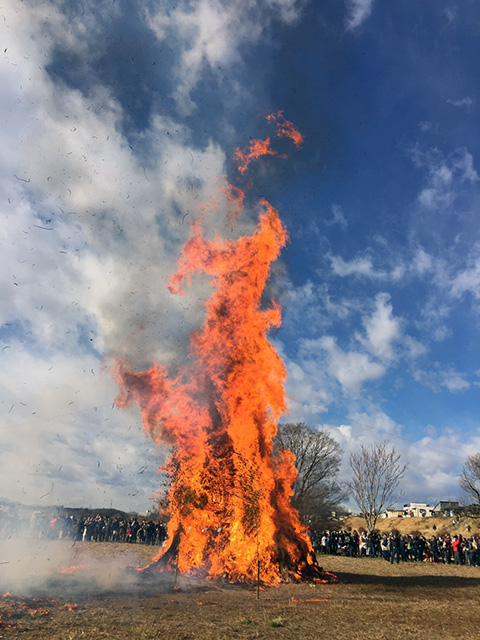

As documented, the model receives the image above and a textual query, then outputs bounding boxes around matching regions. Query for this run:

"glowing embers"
[58,564,87,575]
[114,115,326,585]
[0,593,79,631]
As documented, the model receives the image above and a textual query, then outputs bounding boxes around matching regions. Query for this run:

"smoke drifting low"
[0,537,185,600]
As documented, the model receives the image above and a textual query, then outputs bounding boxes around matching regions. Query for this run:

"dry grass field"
[1,537,479,640]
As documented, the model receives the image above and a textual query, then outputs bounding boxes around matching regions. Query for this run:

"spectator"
[452,535,461,565]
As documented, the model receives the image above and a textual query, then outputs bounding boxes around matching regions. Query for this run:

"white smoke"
[1,0,305,511]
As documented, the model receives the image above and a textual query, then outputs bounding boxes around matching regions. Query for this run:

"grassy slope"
[341,515,480,536]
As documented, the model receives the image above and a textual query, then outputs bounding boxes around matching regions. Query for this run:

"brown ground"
[1,537,479,639]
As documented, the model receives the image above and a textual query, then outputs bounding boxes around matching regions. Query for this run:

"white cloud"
[416,295,451,342]
[451,256,480,299]
[147,0,304,114]
[412,146,479,211]
[330,254,384,279]
[413,365,470,394]
[419,121,433,132]
[447,97,476,110]
[403,431,480,502]
[329,252,408,282]
[314,336,385,394]
[349,410,400,438]
[443,375,471,393]
[345,0,375,31]
[281,280,358,336]
[403,335,428,360]
[359,293,402,362]
[273,337,334,425]
[283,358,332,422]
[330,412,480,507]
[325,204,348,229]
[443,7,458,24]
[412,247,433,275]
[337,424,352,440]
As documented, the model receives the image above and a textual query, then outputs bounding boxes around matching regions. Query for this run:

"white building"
[402,502,434,517]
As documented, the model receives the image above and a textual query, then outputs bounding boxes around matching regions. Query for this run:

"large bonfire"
[114,114,327,585]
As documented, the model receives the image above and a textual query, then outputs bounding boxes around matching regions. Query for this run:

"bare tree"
[275,422,344,525]
[459,452,480,505]
[347,441,407,534]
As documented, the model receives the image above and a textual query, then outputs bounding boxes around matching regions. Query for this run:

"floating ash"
[114,116,332,586]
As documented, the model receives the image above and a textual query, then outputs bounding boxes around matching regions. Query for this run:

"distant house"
[402,502,434,518]
[432,501,459,516]
[380,508,403,518]
[345,509,361,518]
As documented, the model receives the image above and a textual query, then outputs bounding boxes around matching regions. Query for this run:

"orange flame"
[291,596,331,603]
[114,117,326,585]
[220,181,245,224]
[58,564,87,574]
[232,112,302,175]
[233,138,278,174]
[266,111,303,148]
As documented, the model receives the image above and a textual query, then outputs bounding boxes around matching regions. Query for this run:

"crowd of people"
[0,509,168,546]
[310,528,479,566]
[1,507,479,567]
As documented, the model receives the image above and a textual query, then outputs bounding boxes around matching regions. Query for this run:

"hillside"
[341,515,480,537]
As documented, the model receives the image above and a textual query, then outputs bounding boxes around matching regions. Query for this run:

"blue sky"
[1,0,479,511]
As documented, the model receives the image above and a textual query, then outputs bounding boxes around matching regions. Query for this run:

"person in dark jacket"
[389,534,401,564]
[429,536,439,564]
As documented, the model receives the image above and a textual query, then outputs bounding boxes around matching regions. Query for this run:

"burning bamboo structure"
[114,115,332,586]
